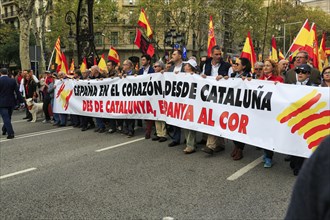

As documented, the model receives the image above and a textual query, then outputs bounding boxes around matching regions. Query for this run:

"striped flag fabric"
[207,15,216,57]
[240,32,257,72]
[137,8,153,39]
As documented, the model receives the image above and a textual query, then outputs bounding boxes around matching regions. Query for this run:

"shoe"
[23,116,29,119]
[94,128,100,132]
[168,141,179,147]
[152,136,160,141]
[58,124,66,127]
[87,124,95,130]
[231,146,239,157]
[27,118,32,122]
[264,158,273,168]
[81,127,88,131]
[293,169,299,176]
[159,137,167,142]
[197,139,207,145]
[233,149,243,160]
[284,155,292,162]
[214,145,225,152]
[201,147,214,155]
[42,119,50,123]
[117,126,122,132]
[2,131,6,135]
[127,132,134,138]
[53,123,60,126]
[145,134,151,139]
[73,124,80,127]
[7,134,14,139]
[183,147,196,154]
[98,128,106,133]
[108,129,116,134]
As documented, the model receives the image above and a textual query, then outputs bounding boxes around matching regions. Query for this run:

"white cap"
[183,59,198,69]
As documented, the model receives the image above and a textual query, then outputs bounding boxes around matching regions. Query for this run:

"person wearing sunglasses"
[285,51,321,85]
[320,66,330,87]
[252,61,264,79]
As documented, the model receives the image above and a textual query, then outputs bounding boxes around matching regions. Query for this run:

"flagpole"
[47,47,55,71]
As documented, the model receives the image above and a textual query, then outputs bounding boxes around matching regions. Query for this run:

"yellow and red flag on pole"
[319,32,329,70]
[69,59,75,72]
[287,19,310,54]
[137,8,153,39]
[80,57,87,73]
[60,52,68,74]
[310,24,319,69]
[271,35,278,62]
[55,37,61,65]
[279,49,285,60]
[241,32,257,72]
[108,46,120,63]
[207,15,216,57]
[98,54,107,72]
[304,22,316,61]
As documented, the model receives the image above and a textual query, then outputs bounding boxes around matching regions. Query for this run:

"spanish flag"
[80,57,87,73]
[271,35,278,62]
[55,37,61,65]
[207,15,216,57]
[304,22,316,61]
[319,32,329,70]
[60,52,68,74]
[241,32,257,72]
[69,59,75,72]
[310,24,319,69]
[287,19,310,53]
[279,49,285,60]
[98,54,107,72]
[108,46,120,63]
[137,8,153,39]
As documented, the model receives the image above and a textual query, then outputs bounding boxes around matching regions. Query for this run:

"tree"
[15,0,36,70]
[0,23,20,67]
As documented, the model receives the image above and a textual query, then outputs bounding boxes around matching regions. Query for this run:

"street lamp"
[283,21,302,55]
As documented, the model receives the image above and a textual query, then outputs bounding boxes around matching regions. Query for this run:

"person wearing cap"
[181,59,199,154]
[286,63,317,175]
[285,51,321,85]
[0,68,25,139]
[151,61,168,143]
[200,45,230,156]
[320,66,330,87]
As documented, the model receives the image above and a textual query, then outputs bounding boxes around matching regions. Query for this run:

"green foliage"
[0,24,20,67]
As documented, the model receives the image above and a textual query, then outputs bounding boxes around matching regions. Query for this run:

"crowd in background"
[5,46,330,176]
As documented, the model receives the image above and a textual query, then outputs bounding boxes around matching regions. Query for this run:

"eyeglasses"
[323,71,330,74]
[153,65,160,68]
[295,70,308,74]
[255,68,263,71]
[295,56,306,59]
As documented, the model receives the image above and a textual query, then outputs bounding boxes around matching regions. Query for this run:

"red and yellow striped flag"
[55,37,61,65]
[271,35,278,62]
[137,8,153,39]
[108,46,120,63]
[80,57,87,73]
[207,15,216,57]
[287,19,310,53]
[319,32,329,71]
[98,54,107,72]
[241,32,257,72]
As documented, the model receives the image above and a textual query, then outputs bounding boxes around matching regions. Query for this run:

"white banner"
[54,73,330,158]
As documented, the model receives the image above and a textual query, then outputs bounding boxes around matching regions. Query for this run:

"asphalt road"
[0,110,297,219]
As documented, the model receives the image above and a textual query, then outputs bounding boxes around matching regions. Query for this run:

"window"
[129,31,135,44]
[110,32,119,46]
[95,33,103,47]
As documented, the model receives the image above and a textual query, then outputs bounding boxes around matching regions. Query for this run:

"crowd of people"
[1,45,330,176]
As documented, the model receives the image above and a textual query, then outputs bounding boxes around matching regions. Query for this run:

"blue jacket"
[138,66,155,75]
[0,75,24,107]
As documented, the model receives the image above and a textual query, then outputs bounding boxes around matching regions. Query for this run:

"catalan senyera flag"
[98,54,107,72]
[137,8,153,39]
[319,32,329,71]
[108,46,120,63]
[287,19,310,54]
[241,32,257,72]
[207,15,216,57]
[279,49,285,60]
[80,57,87,73]
[55,37,61,65]
[271,35,278,62]
[60,52,68,74]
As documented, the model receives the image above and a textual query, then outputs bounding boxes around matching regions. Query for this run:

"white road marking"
[0,127,74,143]
[0,119,26,124]
[96,137,145,152]
[227,156,263,181]
[0,167,37,180]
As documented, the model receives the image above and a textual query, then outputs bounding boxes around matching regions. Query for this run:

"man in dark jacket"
[0,68,24,139]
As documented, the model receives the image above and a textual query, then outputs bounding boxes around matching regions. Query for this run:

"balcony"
[1,0,15,6]
[1,10,18,20]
